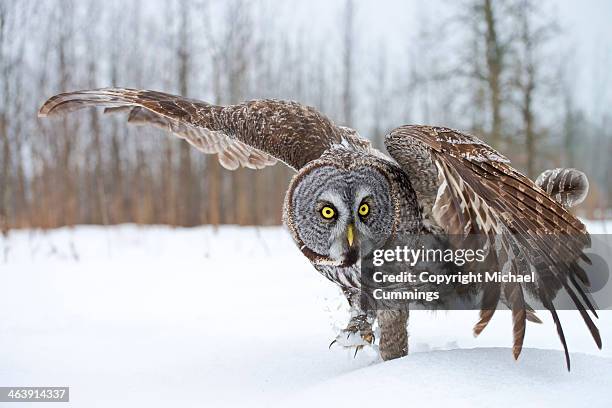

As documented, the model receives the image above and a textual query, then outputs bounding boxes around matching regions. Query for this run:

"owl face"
[287,165,395,266]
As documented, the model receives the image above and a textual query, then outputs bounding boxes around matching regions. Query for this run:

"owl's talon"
[362,331,374,345]
[329,313,375,355]
[329,326,374,354]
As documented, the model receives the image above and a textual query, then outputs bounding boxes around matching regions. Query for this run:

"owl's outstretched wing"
[39,88,368,171]
[385,125,601,370]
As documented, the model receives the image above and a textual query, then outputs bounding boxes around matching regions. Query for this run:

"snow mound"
[284,348,612,408]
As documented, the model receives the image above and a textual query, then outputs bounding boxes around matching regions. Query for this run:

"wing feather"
[39,88,367,171]
[385,125,601,369]
[504,281,527,360]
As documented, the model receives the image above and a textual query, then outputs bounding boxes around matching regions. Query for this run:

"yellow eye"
[321,206,336,219]
[358,203,370,217]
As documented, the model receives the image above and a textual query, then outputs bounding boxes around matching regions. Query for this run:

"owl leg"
[329,289,375,351]
[377,308,409,361]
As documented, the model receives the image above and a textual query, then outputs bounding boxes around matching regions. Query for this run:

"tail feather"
[535,168,589,209]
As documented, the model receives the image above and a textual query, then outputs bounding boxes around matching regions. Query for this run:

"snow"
[1,221,611,407]
[284,348,612,408]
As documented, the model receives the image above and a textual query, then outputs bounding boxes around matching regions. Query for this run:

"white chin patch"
[328,238,345,262]
[315,258,343,266]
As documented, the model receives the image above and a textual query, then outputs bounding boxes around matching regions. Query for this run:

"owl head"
[284,153,407,267]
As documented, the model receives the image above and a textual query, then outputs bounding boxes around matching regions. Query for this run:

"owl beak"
[347,224,355,248]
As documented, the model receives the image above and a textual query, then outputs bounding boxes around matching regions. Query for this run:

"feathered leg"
[330,288,375,350]
[377,308,409,361]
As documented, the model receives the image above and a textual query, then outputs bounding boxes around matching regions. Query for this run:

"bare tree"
[370,42,388,149]
[482,0,505,147]
[176,0,196,226]
[451,0,511,146]
[0,0,10,235]
[561,82,581,168]
[511,0,559,178]
[342,0,355,127]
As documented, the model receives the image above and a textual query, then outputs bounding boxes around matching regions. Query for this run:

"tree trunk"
[483,0,503,147]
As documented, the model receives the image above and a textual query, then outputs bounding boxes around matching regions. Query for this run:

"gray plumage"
[39,88,601,369]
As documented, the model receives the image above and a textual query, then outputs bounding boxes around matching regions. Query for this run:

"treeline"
[0,0,610,230]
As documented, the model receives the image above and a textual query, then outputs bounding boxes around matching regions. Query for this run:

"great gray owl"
[39,89,601,369]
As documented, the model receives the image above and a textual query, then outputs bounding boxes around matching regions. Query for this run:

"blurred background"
[0,0,610,230]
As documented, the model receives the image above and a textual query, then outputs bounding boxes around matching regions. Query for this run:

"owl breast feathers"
[40,88,600,370]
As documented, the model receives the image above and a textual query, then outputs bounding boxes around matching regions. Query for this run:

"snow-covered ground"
[1,222,611,407]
